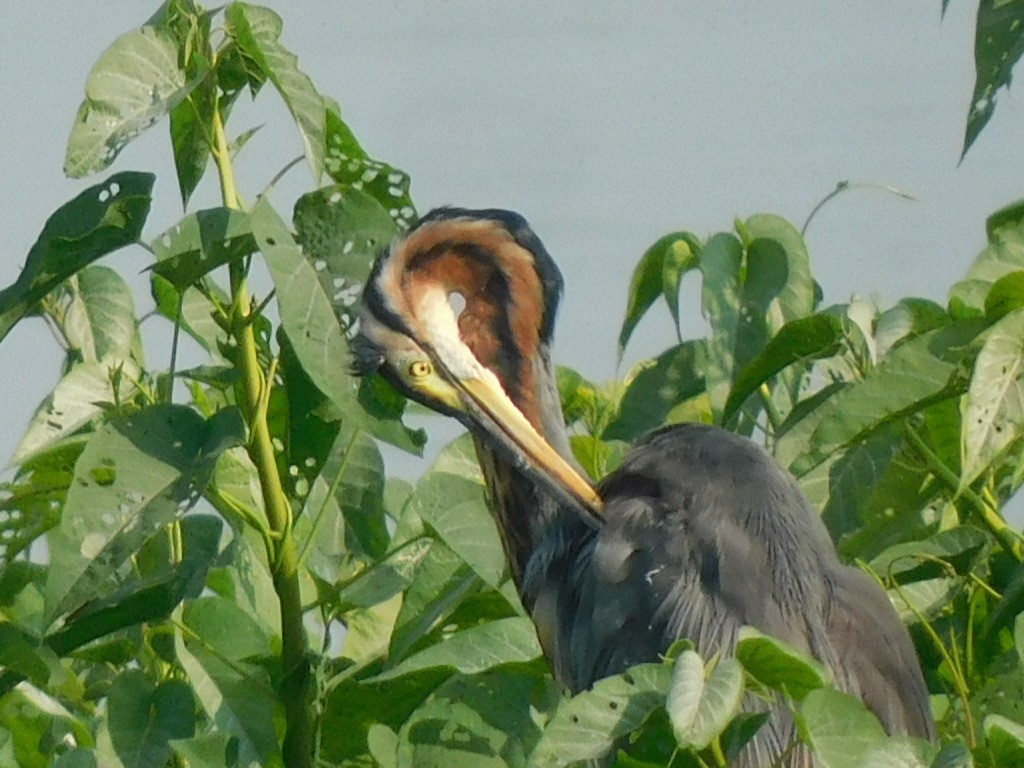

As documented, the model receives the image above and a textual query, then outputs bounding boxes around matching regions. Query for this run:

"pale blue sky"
[3,2,1024,480]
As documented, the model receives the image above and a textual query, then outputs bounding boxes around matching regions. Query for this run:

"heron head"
[353,207,602,516]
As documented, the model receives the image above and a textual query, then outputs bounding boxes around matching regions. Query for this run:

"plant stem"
[212,99,314,768]
[903,424,1024,562]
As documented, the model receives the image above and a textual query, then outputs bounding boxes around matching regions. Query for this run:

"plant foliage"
[1,3,1023,768]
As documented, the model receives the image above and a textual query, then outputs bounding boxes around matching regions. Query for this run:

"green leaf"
[888,578,958,625]
[293,184,399,336]
[874,298,949,358]
[65,27,192,177]
[373,616,541,682]
[797,688,887,768]
[962,0,1024,157]
[47,515,223,659]
[984,271,1024,320]
[44,406,243,623]
[0,172,154,343]
[950,206,1024,317]
[961,308,1024,487]
[152,208,258,290]
[528,663,672,767]
[297,425,390,578]
[12,361,138,465]
[151,276,227,356]
[398,666,547,768]
[930,742,974,768]
[327,537,433,614]
[743,214,816,326]
[603,341,706,441]
[862,736,936,768]
[723,314,845,424]
[985,713,1024,765]
[389,540,479,662]
[868,527,990,582]
[175,596,279,767]
[225,3,326,180]
[324,105,418,231]
[169,732,239,768]
[791,321,985,476]
[666,650,743,751]
[58,265,139,364]
[96,670,194,768]
[618,232,701,356]
[735,627,831,700]
[0,623,60,687]
[409,436,505,588]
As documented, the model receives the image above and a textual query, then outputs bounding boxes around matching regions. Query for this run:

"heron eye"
[408,360,432,378]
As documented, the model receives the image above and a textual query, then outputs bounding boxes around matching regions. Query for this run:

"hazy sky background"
[3,2,1024,485]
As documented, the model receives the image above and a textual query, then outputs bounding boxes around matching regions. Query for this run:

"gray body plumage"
[514,424,934,766]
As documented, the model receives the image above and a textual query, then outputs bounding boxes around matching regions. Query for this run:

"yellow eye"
[408,360,432,378]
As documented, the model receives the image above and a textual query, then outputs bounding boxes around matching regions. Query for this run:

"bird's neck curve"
[472,345,584,591]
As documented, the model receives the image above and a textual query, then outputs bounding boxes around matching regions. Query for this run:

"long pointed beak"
[446,370,605,525]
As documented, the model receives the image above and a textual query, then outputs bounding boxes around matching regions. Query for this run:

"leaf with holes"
[13,361,138,465]
[43,406,243,624]
[961,308,1024,487]
[151,207,258,290]
[65,27,194,177]
[293,184,399,336]
[962,0,1024,157]
[666,650,744,751]
[0,172,153,343]
[618,232,701,357]
[736,627,831,700]
[372,616,541,682]
[324,105,418,230]
[225,3,326,180]
[529,663,672,767]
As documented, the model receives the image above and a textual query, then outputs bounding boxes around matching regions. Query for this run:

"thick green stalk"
[212,105,314,768]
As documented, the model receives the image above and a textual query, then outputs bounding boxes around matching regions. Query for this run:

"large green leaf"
[0,623,60,688]
[175,596,280,767]
[666,651,744,751]
[0,172,154,343]
[94,670,194,768]
[962,0,1024,157]
[225,3,326,180]
[528,663,672,767]
[735,627,831,700]
[790,321,984,476]
[65,28,192,177]
[373,616,541,682]
[397,666,547,768]
[409,436,505,589]
[743,214,816,326]
[323,105,418,231]
[723,313,845,424]
[603,340,707,441]
[618,232,701,357]
[797,688,887,768]
[58,265,139,364]
[961,308,1024,487]
[43,406,244,624]
[325,537,433,614]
